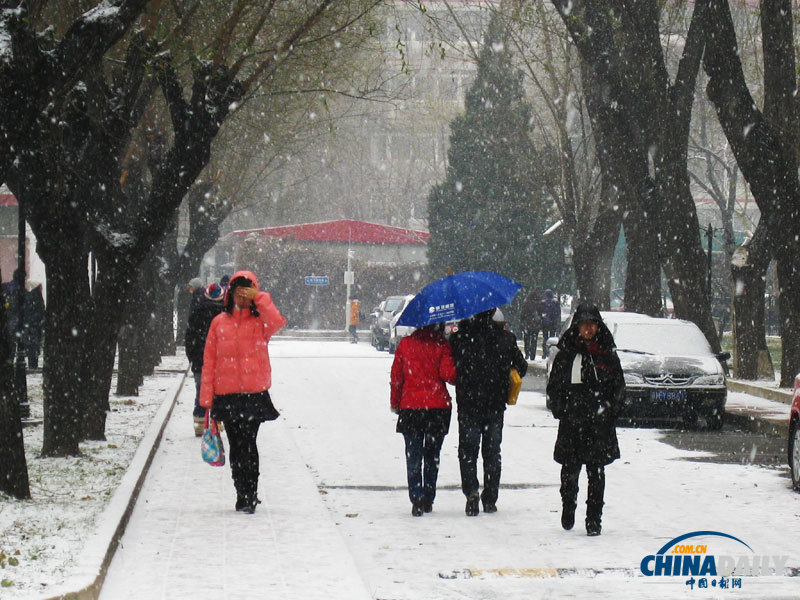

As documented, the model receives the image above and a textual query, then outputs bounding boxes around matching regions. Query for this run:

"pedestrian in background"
[390,323,457,516]
[185,283,224,436]
[188,277,204,310]
[200,271,287,513]
[546,304,624,536]
[23,280,45,369]
[539,289,561,359]
[2,268,23,345]
[348,298,361,343]
[450,308,527,516]
[519,290,542,360]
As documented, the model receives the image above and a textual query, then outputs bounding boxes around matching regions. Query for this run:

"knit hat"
[205,283,223,301]
[491,308,505,322]
[188,277,203,290]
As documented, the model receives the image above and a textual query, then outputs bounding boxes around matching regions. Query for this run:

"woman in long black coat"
[546,304,624,536]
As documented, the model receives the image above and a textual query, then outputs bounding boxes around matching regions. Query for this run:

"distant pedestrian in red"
[390,324,457,516]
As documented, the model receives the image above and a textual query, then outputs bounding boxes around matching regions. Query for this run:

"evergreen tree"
[427,13,561,291]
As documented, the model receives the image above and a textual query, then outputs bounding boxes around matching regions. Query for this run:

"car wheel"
[706,410,724,431]
[790,423,800,491]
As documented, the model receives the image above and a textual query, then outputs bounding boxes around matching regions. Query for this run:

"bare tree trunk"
[40,244,89,457]
[702,0,800,386]
[0,277,29,497]
[571,180,622,308]
[581,60,662,315]
[623,180,663,316]
[0,362,28,498]
[116,307,141,396]
[553,0,715,345]
[731,222,773,379]
[82,268,129,441]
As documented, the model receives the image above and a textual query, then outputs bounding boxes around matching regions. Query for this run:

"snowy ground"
[3,341,800,599]
[0,355,187,597]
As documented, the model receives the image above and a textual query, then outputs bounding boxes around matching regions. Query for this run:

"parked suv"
[789,373,800,491]
[372,295,414,351]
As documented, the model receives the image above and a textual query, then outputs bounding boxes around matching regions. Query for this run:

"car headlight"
[624,372,645,385]
[694,374,724,386]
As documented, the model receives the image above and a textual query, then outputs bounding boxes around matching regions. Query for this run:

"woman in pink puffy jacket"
[200,270,286,513]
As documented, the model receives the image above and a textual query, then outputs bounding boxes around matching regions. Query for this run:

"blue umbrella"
[396,271,523,327]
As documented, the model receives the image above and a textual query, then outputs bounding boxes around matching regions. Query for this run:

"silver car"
[546,311,730,429]
[372,294,414,352]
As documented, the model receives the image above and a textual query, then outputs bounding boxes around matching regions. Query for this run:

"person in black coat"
[450,308,528,516]
[23,281,45,369]
[546,304,624,536]
[519,290,542,360]
[539,289,561,359]
[185,283,224,435]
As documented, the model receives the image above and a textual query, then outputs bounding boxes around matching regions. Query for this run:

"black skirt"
[396,408,452,435]
[211,391,280,424]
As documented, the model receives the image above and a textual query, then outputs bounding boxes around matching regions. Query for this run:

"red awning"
[231,219,429,245]
[0,190,18,207]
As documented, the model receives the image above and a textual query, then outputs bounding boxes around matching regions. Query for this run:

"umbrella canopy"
[396,271,523,327]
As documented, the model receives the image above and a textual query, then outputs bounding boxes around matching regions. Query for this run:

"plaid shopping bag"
[201,409,226,466]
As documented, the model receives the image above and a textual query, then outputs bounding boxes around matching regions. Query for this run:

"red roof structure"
[0,184,18,207]
[230,219,430,245]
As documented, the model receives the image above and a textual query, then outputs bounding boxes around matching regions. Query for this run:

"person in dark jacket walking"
[23,281,45,369]
[546,304,624,536]
[519,290,542,360]
[450,308,528,516]
[539,289,561,359]
[390,324,457,516]
[185,283,225,435]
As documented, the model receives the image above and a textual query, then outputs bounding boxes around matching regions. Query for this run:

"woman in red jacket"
[390,323,457,516]
[200,271,286,513]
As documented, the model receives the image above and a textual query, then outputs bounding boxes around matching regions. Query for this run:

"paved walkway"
[99,380,372,600]
[97,354,796,600]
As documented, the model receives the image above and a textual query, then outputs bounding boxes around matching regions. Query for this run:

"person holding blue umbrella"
[450,306,527,516]
[390,323,457,516]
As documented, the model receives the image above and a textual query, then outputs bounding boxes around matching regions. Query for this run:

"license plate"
[650,389,686,402]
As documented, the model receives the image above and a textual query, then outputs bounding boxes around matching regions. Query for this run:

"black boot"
[411,502,424,517]
[422,499,433,513]
[585,464,605,536]
[561,502,576,530]
[465,492,480,516]
[586,518,601,536]
[559,463,580,531]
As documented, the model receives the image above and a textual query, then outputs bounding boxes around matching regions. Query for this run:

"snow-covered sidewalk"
[99,379,371,599]
[95,340,800,600]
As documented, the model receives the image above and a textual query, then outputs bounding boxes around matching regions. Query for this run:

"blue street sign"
[305,275,329,286]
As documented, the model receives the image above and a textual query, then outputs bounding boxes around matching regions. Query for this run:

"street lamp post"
[344,247,354,331]
[705,223,714,307]
[14,202,29,419]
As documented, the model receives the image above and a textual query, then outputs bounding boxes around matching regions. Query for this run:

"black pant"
[523,329,539,359]
[458,411,503,505]
[224,417,262,505]
[560,462,605,522]
[403,432,445,504]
